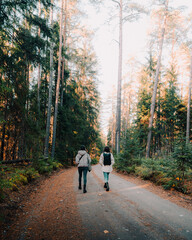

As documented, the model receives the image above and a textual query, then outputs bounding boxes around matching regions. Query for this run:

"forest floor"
[0,165,192,240]
[0,168,85,240]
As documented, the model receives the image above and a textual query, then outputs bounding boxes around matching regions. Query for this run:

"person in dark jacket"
[76,145,91,193]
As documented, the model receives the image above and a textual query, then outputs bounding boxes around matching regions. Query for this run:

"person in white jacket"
[75,145,91,193]
[99,146,115,191]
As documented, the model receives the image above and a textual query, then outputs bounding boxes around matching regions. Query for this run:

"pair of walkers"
[75,145,115,193]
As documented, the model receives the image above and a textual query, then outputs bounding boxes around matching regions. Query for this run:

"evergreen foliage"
[0,1,102,164]
[115,128,142,173]
[172,138,192,179]
[113,56,192,194]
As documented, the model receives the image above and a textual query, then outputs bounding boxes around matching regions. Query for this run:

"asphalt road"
[75,164,192,240]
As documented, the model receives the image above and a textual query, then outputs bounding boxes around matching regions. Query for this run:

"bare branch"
[112,0,120,7]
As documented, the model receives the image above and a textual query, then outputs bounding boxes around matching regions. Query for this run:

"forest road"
[76,164,192,240]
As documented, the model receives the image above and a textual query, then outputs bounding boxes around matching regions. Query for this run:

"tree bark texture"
[61,0,67,107]
[44,0,54,158]
[51,0,64,158]
[186,52,192,143]
[37,0,41,116]
[115,0,123,154]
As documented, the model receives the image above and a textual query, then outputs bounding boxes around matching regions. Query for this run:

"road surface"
[76,164,192,240]
[1,165,192,240]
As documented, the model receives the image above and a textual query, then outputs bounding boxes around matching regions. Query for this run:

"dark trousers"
[78,167,88,185]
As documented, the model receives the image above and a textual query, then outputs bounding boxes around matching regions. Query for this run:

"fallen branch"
[1,159,33,164]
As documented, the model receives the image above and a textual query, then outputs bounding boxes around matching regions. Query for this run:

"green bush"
[24,168,40,182]
[114,154,141,173]
[123,165,136,174]
[172,141,192,179]
[113,135,191,194]
[2,167,40,192]
[33,157,63,174]
[114,128,142,173]
[91,158,98,165]
[135,166,153,180]
[0,158,63,202]
[115,154,191,194]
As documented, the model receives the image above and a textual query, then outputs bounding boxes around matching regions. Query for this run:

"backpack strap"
[79,154,85,161]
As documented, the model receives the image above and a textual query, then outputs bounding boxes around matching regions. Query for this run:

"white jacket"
[76,150,91,167]
[99,152,115,173]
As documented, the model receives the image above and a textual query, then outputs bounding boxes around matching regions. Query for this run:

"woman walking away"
[76,145,91,193]
[99,146,115,191]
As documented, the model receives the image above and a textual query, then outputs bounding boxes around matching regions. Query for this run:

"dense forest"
[0,0,102,165]
[106,0,192,193]
[0,0,192,197]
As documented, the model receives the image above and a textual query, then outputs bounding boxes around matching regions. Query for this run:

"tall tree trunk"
[115,0,123,154]
[1,122,6,161]
[51,0,64,158]
[125,93,131,133]
[186,52,192,143]
[157,88,161,152]
[44,0,54,158]
[61,0,67,107]
[37,0,41,116]
[12,125,18,160]
[146,0,168,158]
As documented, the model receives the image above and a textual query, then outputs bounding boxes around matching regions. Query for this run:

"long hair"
[104,146,110,153]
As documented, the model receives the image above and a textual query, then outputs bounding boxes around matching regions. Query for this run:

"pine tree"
[44,0,54,158]
[146,0,169,157]
[51,0,64,159]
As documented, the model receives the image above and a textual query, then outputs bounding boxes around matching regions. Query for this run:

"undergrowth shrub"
[114,154,141,173]
[114,128,142,173]
[115,152,191,194]
[0,157,63,202]
[0,165,40,201]
[33,157,62,174]
[135,166,153,180]
[91,158,98,165]
[172,141,192,179]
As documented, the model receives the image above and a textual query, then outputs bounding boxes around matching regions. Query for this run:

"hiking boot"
[106,182,109,191]
[78,185,82,190]
[83,185,87,193]
[104,183,107,188]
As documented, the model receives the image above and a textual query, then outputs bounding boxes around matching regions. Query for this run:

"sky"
[81,0,192,137]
